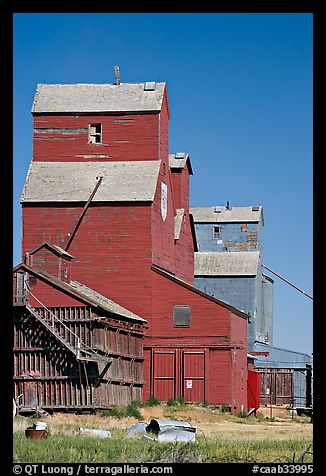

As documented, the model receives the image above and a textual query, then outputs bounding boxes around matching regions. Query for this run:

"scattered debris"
[25,422,48,439]
[126,422,148,437]
[79,428,111,438]
[35,421,47,430]
[127,419,196,443]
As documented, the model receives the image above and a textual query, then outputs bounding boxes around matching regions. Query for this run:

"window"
[88,124,102,144]
[173,305,191,327]
[213,225,222,239]
[29,276,37,285]
[241,223,247,232]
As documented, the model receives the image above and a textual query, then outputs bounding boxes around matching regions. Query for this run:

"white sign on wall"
[186,380,193,389]
[161,182,167,221]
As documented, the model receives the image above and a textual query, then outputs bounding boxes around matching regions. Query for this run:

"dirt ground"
[13,405,313,441]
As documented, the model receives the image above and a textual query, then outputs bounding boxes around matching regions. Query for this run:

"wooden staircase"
[26,303,112,366]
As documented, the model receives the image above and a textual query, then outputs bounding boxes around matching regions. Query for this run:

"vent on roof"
[214,206,222,213]
[252,206,260,211]
[175,152,187,159]
[144,82,156,91]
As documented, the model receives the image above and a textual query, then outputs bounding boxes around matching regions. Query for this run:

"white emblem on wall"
[161,182,167,221]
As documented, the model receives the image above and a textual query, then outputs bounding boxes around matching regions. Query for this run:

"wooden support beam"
[64,176,103,252]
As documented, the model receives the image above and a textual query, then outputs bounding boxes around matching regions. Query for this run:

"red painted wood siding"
[170,168,194,284]
[182,351,205,402]
[33,114,160,162]
[151,171,176,275]
[27,275,85,308]
[174,212,195,285]
[29,248,71,282]
[153,351,176,401]
[208,350,232,405]
[230,312,248,412]
[159,92,169,162]
[150,269,231,344]
[22,203,153,320]
[247,369,260,409]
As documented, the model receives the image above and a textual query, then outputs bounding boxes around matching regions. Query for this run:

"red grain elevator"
[20,74,249,412]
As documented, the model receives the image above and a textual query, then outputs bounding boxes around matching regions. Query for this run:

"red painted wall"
[209,349,232,405]
[151,172,176,275]
[33,114,160,162]
[22,83,249,410]
[22,203,153,320]
[27,274,85,308]
[149,269,231,343]
[247,369,260,410]
[174,213,195,285]
[143,269,248,409]
[29,247,71,282]
[230,312,248,412]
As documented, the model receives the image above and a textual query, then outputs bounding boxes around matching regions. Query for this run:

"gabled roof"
[194,251,260,276]
[21,161,161,203]
[13,263,146,325]
[190,206,263,224]
[29,242,73,259]
[152,265,249,319]
[169,153,193,175]
[32,82,166,114]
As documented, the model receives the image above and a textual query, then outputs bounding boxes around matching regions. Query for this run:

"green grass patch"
[100,402,142,420]
[142,397,161,407]
[13,431,313,464]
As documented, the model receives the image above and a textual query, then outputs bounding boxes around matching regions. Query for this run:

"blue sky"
[13,13,313,355]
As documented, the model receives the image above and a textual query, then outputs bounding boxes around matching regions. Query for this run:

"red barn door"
[247,368,260,410]
[182,351,205,402]
[153,351,176,401]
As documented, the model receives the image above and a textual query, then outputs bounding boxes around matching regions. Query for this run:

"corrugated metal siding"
[194,275,257,351]
[254,343,312,407]
[258,274,273,345]
[253,343,312,369]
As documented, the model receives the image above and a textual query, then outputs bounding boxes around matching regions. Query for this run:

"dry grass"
[13,404,313,463]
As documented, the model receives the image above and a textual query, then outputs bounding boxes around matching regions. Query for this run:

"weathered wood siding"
[13,305,144,410]
[29,247,71,282]
[27,273,86,308]
[33,114,160,162]
[22,203,153,320]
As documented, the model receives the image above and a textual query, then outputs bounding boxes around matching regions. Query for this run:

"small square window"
[173,305,190,327]
[29,276,37,285]
[89,124,102,144]
[213,225,222,239]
